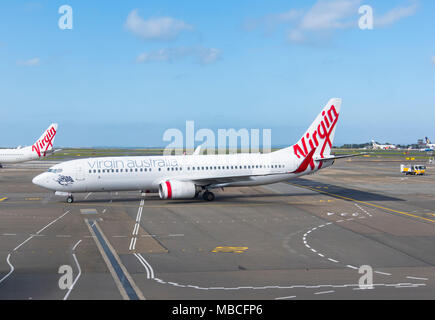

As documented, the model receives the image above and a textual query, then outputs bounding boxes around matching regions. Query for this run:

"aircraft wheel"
[202,191,215,202]
[67,196,74,203]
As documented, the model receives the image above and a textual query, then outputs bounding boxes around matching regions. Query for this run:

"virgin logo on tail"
[32,126,57,157]
[293,105,339,171]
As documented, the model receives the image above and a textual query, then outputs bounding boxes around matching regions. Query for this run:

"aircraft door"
[75,165,85,181]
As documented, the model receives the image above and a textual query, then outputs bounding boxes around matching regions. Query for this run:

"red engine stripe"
[165,181,172,199]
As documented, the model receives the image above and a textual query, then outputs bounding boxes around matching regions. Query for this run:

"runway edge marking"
[85,219,145,300]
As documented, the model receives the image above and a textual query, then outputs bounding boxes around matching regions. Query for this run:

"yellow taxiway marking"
[25,198,41,201]
[287,182,435,224]
[0,197,7,202]
[212,246,248,254]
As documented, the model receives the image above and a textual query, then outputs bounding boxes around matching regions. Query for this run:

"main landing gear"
[202,191,215,202]
[66,195,74,203]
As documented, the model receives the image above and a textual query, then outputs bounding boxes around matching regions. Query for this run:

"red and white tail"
[274,98,342,165]
[31,123,58,157]
[293,98,341,160]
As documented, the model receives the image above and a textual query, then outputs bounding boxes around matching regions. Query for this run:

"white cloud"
[375,1,419,27]
[246,0,419,45]
[17,57,40,66]
[197,47,221,64]
[136,46,221,65]
[244,9,303,33]
[299,0,361,30]
[125,9,193,40]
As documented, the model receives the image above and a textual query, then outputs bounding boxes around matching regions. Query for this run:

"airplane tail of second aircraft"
[31,123,58,157]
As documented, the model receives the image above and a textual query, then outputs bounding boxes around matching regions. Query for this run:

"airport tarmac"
[0,158,435,300]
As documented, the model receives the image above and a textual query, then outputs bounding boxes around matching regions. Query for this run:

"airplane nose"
[32,173,49,188]
[32,174,43,186]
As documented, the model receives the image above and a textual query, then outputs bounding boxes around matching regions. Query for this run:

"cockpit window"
[48,168,63,173]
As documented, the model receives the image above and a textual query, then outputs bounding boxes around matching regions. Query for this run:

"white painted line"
[132,223,139,236]
[275,296,296,300]
[63,241,82,300]
[346,265,358,270]
[134,253,150,279]
[374,271,392,276]
[36,211,70,235]
[315,290,335,295]
[13,236,34,251]
[0,254,14,285]
[328,258,339,263]
[137,254,154,279]
[84,192,92,200]
[406,276,428,281]
[129,238,135,251]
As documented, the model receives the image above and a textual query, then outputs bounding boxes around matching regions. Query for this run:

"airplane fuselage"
[33,153,334,194]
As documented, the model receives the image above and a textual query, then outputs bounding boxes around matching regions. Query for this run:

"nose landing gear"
[66,195,74,203]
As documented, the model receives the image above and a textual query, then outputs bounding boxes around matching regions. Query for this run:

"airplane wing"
[187,171,292,188]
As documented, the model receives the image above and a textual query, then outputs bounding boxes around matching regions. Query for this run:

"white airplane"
[33,98,362,203]
[0,124,59,168]
[425,137,435,150]
[371,140,397,150]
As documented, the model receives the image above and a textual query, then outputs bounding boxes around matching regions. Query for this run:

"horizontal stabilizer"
[315,153,368,161]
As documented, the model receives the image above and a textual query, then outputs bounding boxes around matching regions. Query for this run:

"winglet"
[292,148,316,173]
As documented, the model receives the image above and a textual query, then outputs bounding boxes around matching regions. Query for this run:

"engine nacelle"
[159,180,196,200]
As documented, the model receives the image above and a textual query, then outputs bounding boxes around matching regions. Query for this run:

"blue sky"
[0,0,434,147]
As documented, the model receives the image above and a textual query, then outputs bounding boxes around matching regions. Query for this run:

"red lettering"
[31,127,56,158]
[293,144,306,159]
[328,105,338,123]
[312,130,319,146]
[318,121,327,139]
[301,137,308,154]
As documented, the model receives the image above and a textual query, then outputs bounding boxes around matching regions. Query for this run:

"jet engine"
[159,180,197,200]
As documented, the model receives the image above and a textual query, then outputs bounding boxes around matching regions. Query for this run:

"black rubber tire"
[67,196,74,203]
[203,191,215,202]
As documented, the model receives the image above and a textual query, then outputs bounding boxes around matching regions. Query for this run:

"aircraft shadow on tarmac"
[288,178,404,202]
